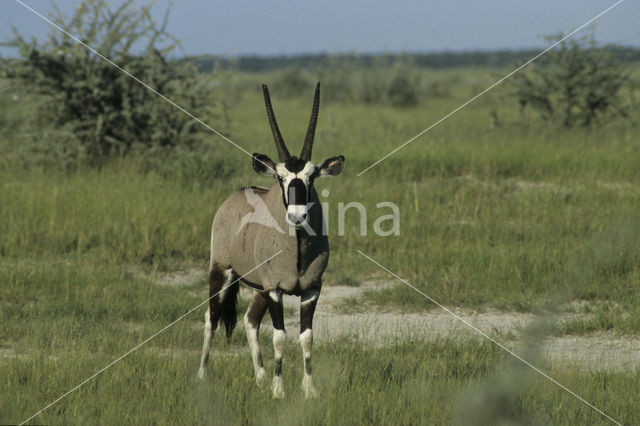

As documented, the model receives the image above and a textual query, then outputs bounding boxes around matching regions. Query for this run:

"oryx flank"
[197,82,345,398]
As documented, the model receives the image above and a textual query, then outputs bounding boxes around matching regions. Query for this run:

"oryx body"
[197,83,344,398]
[210,183,328,293]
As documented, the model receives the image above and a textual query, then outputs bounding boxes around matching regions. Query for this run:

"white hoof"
[302,374,318,398]
[256,367,267,385]
[271,376,285,398]
[197,367,206,381]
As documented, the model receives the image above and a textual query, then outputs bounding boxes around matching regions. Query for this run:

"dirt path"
[251,282,640,372]
[150,268,640,372]
[273,281,536,342]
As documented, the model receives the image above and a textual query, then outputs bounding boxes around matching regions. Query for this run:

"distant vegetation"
[191,46,640,72]
[190,36,639,111]
[268,59,423,106]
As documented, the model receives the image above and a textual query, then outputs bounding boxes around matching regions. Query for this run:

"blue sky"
[2,0,638,57]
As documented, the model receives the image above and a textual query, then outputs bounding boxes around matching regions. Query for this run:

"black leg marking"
[246,293,269,328]
[266,293,285,377]
[300,291,318,334]
[266,291,285,331]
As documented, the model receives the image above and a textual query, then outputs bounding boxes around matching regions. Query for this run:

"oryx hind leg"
[300,288,319,398]
[197,264,233,380]
[243,292,269,385]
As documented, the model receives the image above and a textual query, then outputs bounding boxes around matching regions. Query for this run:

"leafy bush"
[511,33,630,127]
[1,0,221,162]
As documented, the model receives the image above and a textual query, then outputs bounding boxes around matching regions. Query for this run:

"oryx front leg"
[266,290,286,398]
[300,289,319,398]
[243,293,269,385]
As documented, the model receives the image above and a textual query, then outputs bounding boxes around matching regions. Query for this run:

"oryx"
[197,82,345,398]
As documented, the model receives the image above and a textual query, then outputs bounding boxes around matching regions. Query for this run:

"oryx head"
[252,82,345,229]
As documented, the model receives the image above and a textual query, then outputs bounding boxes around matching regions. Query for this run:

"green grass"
[1,65,640,423]
[2,336,638,425]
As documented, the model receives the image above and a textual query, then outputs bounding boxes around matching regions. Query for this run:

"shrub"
[1,0,221,162]
[511,33,630,127]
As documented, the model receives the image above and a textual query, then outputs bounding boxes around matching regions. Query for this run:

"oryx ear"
[317,155,345,177]
[252,153,277,176]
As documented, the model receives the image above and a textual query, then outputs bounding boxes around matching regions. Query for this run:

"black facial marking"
[288,178,307,205]
[279,181,287,207]
[284,156,308,173]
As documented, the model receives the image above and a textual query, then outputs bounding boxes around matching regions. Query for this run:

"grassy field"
[1,65,639,424]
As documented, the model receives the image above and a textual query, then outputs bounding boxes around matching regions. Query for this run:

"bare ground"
[142,267,640,371]
[261,280,640,372]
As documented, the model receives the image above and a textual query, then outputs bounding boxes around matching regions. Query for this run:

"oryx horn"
[300,82,320,161]
[262,84,291,162]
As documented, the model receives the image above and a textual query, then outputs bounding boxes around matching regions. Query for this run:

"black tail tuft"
[220,281,240,342]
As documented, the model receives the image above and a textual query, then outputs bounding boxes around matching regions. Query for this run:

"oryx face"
[252,83,345,229]
[253,154,345,228]
[277,157,316,226]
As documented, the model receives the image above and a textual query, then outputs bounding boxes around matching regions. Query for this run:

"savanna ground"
[1,65,640,424]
